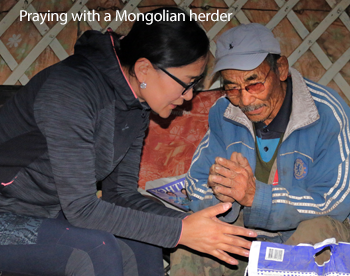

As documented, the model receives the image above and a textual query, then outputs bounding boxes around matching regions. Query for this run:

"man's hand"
[179,202,257,265]
[208,152,256,206]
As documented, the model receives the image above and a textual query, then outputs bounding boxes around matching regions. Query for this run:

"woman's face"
[137,57,207,118]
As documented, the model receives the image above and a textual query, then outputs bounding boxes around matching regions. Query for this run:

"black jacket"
[0,30,186,247]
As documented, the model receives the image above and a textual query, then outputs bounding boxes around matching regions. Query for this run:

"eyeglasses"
[222,68,271,98]
[159,67,204,95]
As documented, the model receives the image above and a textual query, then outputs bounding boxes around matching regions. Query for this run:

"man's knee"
[286,216,350,245]
[170,245,247,276]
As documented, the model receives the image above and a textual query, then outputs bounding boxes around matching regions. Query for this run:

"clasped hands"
[208,152,256,207]
[179,152,257,265]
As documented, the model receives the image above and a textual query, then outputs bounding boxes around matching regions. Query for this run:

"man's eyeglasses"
[159,67,204,95]
[222,67,271,98]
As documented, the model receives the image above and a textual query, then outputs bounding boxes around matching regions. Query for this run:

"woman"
[0,7,255,276]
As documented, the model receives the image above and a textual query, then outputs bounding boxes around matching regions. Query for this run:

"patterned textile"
[0,212,43,245]
[139,91,222,189]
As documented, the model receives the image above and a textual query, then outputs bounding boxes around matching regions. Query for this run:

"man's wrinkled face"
[221,57,289,125]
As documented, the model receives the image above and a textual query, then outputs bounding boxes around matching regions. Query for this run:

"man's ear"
[277,56,289,82]
[133,58,154,83]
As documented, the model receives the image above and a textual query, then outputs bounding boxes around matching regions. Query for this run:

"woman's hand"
[178,202,257,265]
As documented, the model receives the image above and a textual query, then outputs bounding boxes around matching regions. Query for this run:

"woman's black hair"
[111,7,209,75]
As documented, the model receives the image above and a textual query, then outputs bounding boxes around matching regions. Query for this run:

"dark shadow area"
[149,90,217,129]
[315,245,331,265]
[149,94,194,129]
[0,85,23,107]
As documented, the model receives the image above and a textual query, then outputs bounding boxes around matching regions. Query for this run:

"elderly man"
[170,23,350,275]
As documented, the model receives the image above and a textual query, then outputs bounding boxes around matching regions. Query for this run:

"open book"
[146,177,190,212]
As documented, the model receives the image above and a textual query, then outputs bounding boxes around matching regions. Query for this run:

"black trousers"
[0,212,164,276]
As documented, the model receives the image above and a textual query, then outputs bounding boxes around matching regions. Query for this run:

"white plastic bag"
[246,238,350,275]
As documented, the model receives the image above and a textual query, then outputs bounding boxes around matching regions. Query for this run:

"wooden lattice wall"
[1,0,350,104]
[2,0,350,187]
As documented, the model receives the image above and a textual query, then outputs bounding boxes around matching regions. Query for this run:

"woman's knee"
[65,230,124,276]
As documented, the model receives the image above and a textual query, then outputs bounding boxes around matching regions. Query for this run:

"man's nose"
[240,89,255,106]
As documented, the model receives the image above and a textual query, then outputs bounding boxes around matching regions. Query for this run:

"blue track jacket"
[186,68,350,241]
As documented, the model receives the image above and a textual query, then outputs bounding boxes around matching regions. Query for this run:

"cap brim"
[212,52,269,74]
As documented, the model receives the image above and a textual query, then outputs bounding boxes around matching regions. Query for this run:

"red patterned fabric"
[138,90,222,189]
